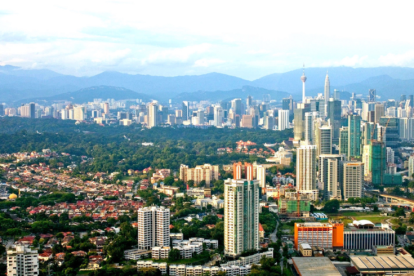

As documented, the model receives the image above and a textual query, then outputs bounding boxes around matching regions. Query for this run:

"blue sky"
[1,0,414,80]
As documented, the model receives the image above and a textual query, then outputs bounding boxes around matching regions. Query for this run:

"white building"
[409,155,414,179]
[7,245,39,276]
[148,101,158,128]
[213,105,224,127]
[138,206,170,250]
[386,147,394,164]
[224,178,259,257]
[297,145,317,192]
[319,154,346,200]
[318,124,332,155]
[342,161,364,201]
[278,110,290,131]
[256,165,266,188]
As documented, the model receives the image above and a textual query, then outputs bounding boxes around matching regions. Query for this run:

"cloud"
[318,55,369,67]
[141,44,211,66]
[193,58,225,67]
[378,50,414,67]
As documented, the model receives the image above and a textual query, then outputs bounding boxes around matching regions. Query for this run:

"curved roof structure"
[353,220,374,227]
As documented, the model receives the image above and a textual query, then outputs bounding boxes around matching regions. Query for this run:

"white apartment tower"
[213,105,224,127]
[224,178,260,257]
[342,162,364,201]
[324,73,330,117]
[297,145,317,191]
[148,101,159,128]
[278,109,290,131]
[138,206,170,250]
[7,245,39,276]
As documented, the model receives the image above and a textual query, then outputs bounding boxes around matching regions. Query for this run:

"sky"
[1,0,414,80]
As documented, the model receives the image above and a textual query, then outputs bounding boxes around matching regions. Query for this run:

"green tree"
[168,249,181,261]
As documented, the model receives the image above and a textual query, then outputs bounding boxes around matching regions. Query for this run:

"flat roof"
[351,255,414,272]
[292,257,341,276]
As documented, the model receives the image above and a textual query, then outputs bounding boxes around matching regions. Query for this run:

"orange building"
[294,222,344,250]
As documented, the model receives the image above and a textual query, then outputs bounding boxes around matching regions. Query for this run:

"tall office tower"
[182,101,190,121]
[301,67,307,103]
[0,104,3,115]
[386,99,396,108]
[148,101,158,128]
[374,103,385,123]
[246,95,253,108]
[294,104,310,141]
[319,154,346,200]
[379,117,399,148]
[410,95,414,107]
[341,161,364,201]
[348,115,362,158]
[192,110,204,125]
[175,110,183,118]
[386,147,394,164]
[264,113,274,130]
[137,206,170,250]
[362,122,379,145]
[386,107,397,117]
[249,106,259,128]
[369,89,376,102]
[74,105,86,121]
[256,165,266,188]
[362,102,376,121]
[7,245,39,276]
[399,118,414,140]
[401,94,407,102]
[231,98,242,117]
[213,105,224,127]
[304,112,316,144]
[29,102,35,118]
[224,177,259,257]
[297,145,317,191]
[282,97,294,114]
[278,110,290,131]
[397,107,407,118]
[339,127,349,157]
[327,98,341,144]
[369,141,386,185]
[324,73,330,116]
[103,102,109,114]
[318,125,333,155]
[91,110,100,118]
[167,114,176,125]
[334,89,340,100]
[159,105,168,123]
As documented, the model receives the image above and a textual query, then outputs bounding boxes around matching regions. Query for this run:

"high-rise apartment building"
[213,105,224,127]
[224,177,259,257]
[182,101,190,121]
[341,161,364,201]
[74,105,86,121]
[241,115,253,128]
[138,206,170,250]
[324,73,330,116]
[409,155,414,178]
[348,115,361,158]
[7,245,39,276]
[399,118,414,140]
[297,145,317,192]
[231,98,242,117]
[103,102,109,114]
[318,125,333,156]
[278,110,290,131]
[304,112,318,144]
[179,164,219,187]
[319,154,346,200]
[148,102,158,128]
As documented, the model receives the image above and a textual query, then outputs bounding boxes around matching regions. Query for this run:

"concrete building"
[7,245,39,276]
[224,177,260,257]
[343,220,395,250]
[297,145,317,192]
[278,109,290,131]
[294,222,344,250]
[318,124,332,155]
[319,154,346,200]
[213,105,224,127]
[179,164,219,187]
[341,161,364,201]
[324,73,330,117]
[148,101,158,128]
[138,206,170,250]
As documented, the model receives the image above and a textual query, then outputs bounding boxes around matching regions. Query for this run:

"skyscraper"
[318,125,333,156]
[379,117,399,148]
[294,104,310,141]
[304,112,318,144]
[327,98,341,144]
[319,154,346,200]
[103,102,109,114]
[138,206,170,250]
[324,73,330,117]
[213,105,224,127]
[374,103,385,123]
[369,89,376,102]
[297,145,317,191]
[348,114,362,158]
[29,102,35,119]
[369,141,386,185]
[341,161,364,201]
[148,101,158,128]
[301,67,307,103]
[231,98,242,117]
[224,166,259,257]
[278,110,290,131]
[246,95,253,108]
[339,127,348,157]
[182,101,190,121]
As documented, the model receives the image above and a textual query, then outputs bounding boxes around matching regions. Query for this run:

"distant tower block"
[301,65,307,103]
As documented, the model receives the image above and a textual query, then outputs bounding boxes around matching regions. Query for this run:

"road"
[270,218,280,243]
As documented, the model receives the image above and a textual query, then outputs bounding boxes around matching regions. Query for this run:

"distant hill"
[1,65,414,104]
[173,85,293,102]
[252,66,414,95]
[15,86,154,105]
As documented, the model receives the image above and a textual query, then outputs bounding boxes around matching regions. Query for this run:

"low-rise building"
[299,243,312,257]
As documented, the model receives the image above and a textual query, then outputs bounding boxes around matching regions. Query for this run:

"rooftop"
[350,255,414,272]
[292,257,341,276]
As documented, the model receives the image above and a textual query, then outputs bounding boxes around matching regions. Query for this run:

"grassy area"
[280,224,294,234]
[327,211,386,225]
[77,270,94,275]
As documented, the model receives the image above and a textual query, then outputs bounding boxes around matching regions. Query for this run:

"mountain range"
[1,65,414,105]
